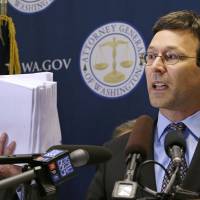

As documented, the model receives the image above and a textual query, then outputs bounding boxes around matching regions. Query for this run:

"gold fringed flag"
[0,0,21,75]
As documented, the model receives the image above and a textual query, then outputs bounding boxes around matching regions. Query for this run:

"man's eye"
[165,53,178,61]
[147,53,156,60]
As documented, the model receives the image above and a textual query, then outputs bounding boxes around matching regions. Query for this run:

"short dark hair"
[153,10,200,66]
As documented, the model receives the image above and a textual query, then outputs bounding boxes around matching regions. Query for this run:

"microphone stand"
[163,166,179,195]
[0,165,56,199]
[112,154,141,199]
[126,154,139,180]
[0,166,40,189]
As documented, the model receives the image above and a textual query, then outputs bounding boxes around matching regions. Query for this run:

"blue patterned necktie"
[161,122,188,192]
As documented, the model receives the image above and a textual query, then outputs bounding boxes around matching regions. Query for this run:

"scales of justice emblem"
[80,22,145,98]
[94,37,133,84]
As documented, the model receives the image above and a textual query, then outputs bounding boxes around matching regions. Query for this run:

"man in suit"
[87,10,200,200]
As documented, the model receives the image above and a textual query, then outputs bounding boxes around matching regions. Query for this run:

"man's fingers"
[0,133,8,155]
[0,133,20,178]
[4,141,16,156]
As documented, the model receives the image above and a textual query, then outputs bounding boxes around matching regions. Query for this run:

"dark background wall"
[7,0,200,199]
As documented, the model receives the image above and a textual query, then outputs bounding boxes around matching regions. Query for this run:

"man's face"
[145,29,200,111]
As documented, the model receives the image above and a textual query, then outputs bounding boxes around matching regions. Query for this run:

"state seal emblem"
[8,0,55,13]
[80,22,146,98]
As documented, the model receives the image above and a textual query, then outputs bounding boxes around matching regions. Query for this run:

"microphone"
[164,130,186,166]
[125,115,154,159]
[48,144,112,166]
[0,154,41,164]
[112,115,154,199]
[0,145,112,167]
[164,131,200,200]
[163,130,186,194]
[0,146,112,197]
[0,149,75,196]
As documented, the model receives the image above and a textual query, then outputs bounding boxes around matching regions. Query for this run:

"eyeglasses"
[143,52,197,66]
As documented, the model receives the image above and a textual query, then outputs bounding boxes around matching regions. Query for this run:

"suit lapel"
[182,139,200,192]
[139,136,157,191]
[136,121,157,197]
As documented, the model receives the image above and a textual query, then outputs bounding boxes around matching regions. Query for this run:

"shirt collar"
[157,112,171,141]
[157,110,200,141]
[182,110,200,140]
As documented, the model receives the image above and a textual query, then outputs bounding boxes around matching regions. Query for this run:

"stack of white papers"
[0,72,61,154]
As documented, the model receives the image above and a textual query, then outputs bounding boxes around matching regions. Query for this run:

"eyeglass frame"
[142,51,198,66]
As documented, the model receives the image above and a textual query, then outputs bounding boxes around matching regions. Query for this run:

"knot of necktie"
[166,122,186,132]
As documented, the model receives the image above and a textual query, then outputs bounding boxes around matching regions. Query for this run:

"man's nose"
[150,56,166,73]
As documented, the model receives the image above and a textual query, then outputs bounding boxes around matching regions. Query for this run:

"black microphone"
[0,145,112,167]
[0,149,75,196]
[165,132,200,200]
[112,115,154,199]
[48,145,112,166]
[0,154,41,164]
[0,146,111,196]
[164,130,186,166]
[163,130,186,193]
[0,146,111,199]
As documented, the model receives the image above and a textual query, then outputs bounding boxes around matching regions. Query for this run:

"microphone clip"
[112,154,141,199]
[112,180,138,199]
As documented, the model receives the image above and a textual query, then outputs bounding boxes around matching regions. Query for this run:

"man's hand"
[0,132,22,178]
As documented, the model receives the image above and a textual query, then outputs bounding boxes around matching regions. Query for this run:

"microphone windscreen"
[125,115,154,160]
[164,130,186,157]
[48,145,112,165]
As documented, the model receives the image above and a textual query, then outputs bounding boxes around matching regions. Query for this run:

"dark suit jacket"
[87,131,200,200]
